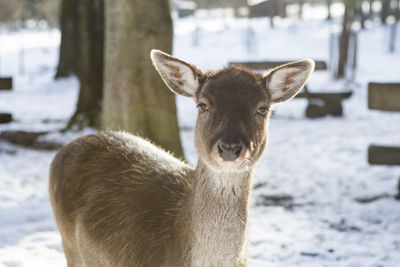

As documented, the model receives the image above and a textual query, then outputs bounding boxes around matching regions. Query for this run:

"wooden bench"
[368,82,400,166]
[229,60,352,118]
[0,77,13,124]
[368,82,400,199]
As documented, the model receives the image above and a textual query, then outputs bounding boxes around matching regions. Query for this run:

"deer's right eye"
[257,106,269,116]
[196,103,208,112]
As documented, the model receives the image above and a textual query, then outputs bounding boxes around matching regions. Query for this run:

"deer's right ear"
[151,50,203,97]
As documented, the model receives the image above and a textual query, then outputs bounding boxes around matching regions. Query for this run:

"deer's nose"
[217,143,243,161]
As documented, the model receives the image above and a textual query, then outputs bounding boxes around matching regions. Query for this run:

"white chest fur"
[188,170,251,267]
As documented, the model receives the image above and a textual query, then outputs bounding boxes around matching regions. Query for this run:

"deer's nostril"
[217,143,224,155]
[217,143,243,161]
[232,144,242,155]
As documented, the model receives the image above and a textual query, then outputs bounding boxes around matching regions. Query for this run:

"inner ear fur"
[264,59,315,103]
[151,49,203,97]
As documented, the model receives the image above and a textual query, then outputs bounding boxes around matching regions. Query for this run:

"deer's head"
[151,50,314,172]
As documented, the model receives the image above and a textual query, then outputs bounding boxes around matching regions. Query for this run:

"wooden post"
[0,30,13,124]
[192,9,199,47]
[0,77,12,90]
[368,145,400,165]
[0,113,12,124]
[0,77,13,123]
[246,20,255,53]
[389,20,397,52]
[368,82,400,111]
[19,44,25,75]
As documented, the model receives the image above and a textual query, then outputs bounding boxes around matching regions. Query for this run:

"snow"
[1,7,400,267]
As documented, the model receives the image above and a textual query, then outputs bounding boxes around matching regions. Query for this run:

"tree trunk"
[103,0,185,159]
[380,0,391,24]
[66,0,104,129]
[299,0,304,20]
[55,0,79,78]
[389,19,397,52]
[337,1,355,78]
[327,0,332,20]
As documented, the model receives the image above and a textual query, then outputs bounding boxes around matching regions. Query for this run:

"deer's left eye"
[257,106,269,116]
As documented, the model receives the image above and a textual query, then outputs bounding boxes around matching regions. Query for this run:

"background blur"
[0,0,399,266]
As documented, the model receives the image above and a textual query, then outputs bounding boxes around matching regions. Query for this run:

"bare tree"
[55,0,79,78]
[380,0,391,24]
[103,0,185,159]
[56,0,104,129]
[67,0,104,129]
[42,0,61,27]
[0,0,60,26]
[337,0,356,78]
[0,0,23,25]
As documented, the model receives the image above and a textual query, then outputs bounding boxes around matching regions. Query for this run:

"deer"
[49,49,314,267]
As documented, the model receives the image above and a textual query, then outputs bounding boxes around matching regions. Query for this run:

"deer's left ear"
[264,60,315,103]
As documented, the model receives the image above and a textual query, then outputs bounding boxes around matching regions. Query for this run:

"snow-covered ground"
[0,11,400,267]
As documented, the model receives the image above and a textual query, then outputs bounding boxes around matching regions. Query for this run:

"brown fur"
[283,70,300,87]
[166,63,183,79]
[50,132,192,266]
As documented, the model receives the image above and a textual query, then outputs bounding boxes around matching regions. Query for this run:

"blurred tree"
[380,0,391,24]
[326,0,332,20]
[21,0,44,22]
[337,0,356,78]
[195,0,246,9]
[298,0,304,20]
[103,0,185,159]
[55,0,79,78]
[57,0,104,129]
[248,0,287,27]
[42,0,61,28]
[0,0,60,27]
[0,0,23,25]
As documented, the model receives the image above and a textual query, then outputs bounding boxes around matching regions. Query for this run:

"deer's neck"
[187,160,252,266]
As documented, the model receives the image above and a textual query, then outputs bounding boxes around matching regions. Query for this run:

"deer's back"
[49,131,193,266]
